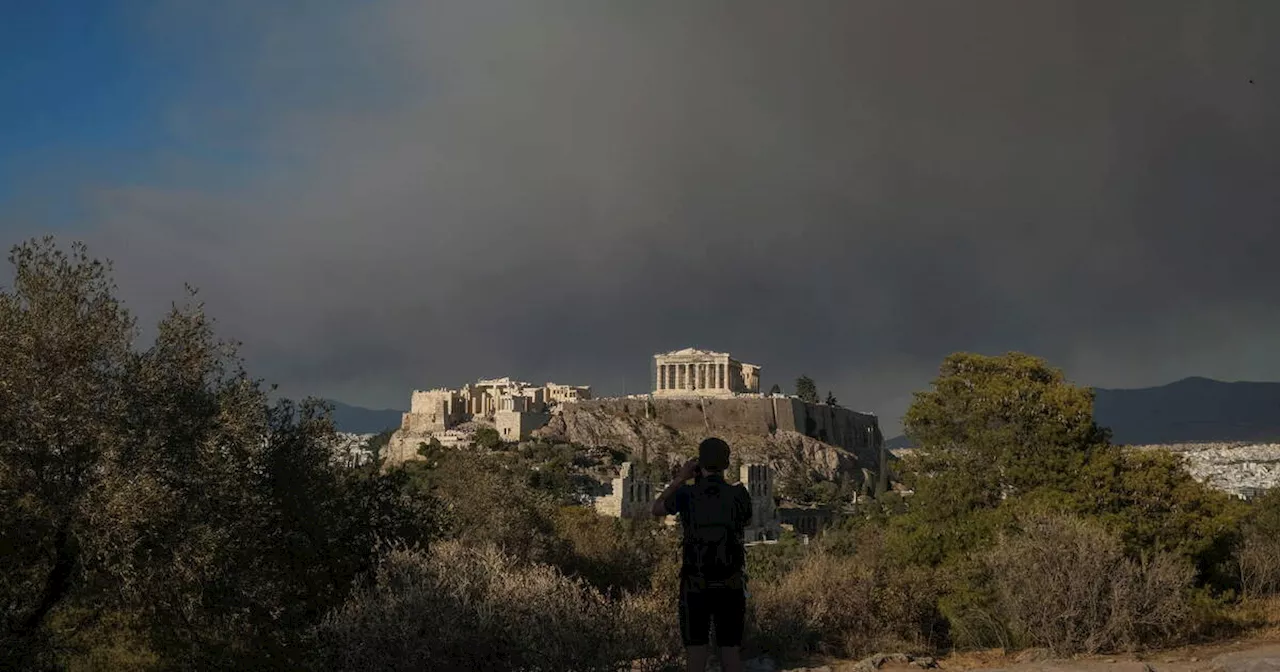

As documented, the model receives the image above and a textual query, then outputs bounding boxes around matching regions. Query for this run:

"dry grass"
[982,516,1196,655]
[748,549,945,661]
[1238,532,1280,600]
[314,541,682,672]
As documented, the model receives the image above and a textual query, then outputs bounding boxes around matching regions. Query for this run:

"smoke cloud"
[7,1,1280,433]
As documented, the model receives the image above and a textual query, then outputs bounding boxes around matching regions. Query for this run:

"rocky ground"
[538,404,874,490]
[720,639,1280,671]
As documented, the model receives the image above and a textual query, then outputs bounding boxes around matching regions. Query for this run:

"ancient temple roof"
[656,347,732,358]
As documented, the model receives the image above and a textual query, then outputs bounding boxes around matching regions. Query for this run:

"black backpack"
[682,480,746,582]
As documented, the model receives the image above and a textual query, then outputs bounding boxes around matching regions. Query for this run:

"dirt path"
[769,639,1280,672]
[952,643,1280,672]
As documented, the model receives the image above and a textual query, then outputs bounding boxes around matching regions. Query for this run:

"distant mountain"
[323,400,404,434]
[882,377,1280,449]
[884,434,916,450]
[1093,377,1280,445]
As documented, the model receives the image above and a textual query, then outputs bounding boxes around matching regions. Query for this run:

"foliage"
[794,375,818,404]
[1,241,1268,666]
[749,540,945,661]
[550,508,676,595]
[363,429,393,468]
[824,391,838,407]
[314,542,681,672]
[978,515,1195,655]
[472,425,502,449]
[1073,447,1244,586]
[745,532,809,585]
[1236,490,1280,598]
[903,352,1109,501]
[894,352,1242,581]
[0,237,443,669]
[415,436,443,460]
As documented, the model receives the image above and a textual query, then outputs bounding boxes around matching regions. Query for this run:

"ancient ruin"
[778,503,836,539]
[593,461,782,541]
[383,376,591,466]
[398,378,589,432]
[653,348,760,397]
[740,463,781,542]
[593,462,655,519]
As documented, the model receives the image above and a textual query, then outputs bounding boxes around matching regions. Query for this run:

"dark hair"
[697,437,731,471]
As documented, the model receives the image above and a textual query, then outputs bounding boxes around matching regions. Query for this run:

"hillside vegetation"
[8,237,1280,670]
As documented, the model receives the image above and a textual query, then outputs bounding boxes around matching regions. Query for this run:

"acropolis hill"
[383,348,885,493]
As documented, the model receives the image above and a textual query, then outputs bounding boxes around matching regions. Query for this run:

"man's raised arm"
[651,457,699,517]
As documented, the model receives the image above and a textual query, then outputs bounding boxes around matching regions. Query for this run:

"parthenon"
[652,348,760,397]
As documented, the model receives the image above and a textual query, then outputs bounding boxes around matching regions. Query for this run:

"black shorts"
[678,575,746,647]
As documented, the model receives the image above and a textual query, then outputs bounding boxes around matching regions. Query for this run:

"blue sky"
[0,1,277,225]
[1,3,162,207]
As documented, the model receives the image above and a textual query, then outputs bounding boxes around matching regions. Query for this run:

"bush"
[314,542,680,671]
[1237,489,1280,599]
[473,426,502,449]
[746,532,809,584]
[981,516,1195,655]
[397,452,562,565]
[549,507,674,595]
[748,547,944,661]
[1237,532,1280,599]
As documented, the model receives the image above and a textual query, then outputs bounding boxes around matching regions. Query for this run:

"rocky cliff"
[535,399,878,490]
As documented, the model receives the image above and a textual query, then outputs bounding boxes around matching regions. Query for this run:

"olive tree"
[0,237,441,669]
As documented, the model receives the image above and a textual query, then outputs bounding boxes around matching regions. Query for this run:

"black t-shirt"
[664,474,753,576]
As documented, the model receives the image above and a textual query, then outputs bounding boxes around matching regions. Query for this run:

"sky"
[2,1,1278,434]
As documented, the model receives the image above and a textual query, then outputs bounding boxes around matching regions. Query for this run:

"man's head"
[697,437,732,475]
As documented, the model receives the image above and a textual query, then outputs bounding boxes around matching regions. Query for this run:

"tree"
[768,384,782,395]
[903,352,1108,499]
[364,429,394,469]
[0,238,442,668]
[473,426,502,450]
[825,391,839,407]
[893,351,1242,580]
[418,436,445,460]
[795,375,818,403]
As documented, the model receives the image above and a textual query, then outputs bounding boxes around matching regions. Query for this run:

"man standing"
[651,437,753,672]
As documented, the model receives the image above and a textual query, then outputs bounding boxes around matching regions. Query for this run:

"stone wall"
[779,504,836,538]
[594,461,783,540]
[566,397,881,467]
[741,463,781,541]
[593,462,655,519]
[495,410,550,442]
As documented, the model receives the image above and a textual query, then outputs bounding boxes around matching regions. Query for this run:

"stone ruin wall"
[567,396,881,467]
[594,461,782,541]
